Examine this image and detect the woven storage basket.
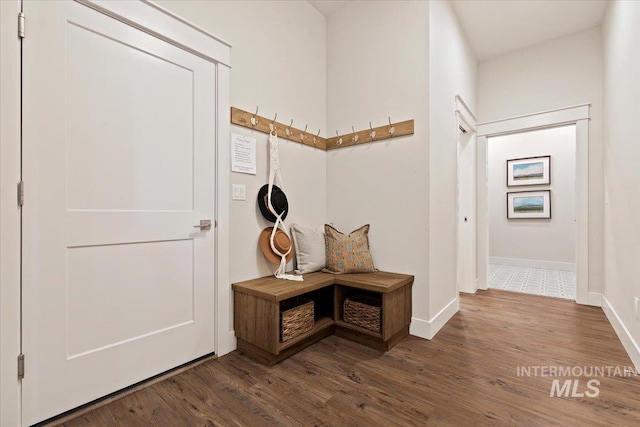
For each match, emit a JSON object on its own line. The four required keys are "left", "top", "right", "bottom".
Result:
{"left": 280, "top": 298, "right": 314, "bottom": 342}
{"left": 343, "top": 294, "right": 382, "bottom": 333}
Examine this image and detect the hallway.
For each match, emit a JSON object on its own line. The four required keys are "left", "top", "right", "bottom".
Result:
{"left": 489, "top": 263, "right": 576, "bottom": 299}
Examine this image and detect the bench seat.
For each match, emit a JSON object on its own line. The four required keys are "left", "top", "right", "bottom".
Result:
{"left": 232, "top": 271, "right": 413, "bottom": 365}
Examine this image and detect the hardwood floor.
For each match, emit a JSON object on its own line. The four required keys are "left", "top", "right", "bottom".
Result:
{"left": 47, "top": 290, "right": 640, "bottom": 426}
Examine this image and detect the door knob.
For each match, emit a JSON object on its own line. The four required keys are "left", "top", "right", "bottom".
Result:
{"left": 193, "top": 219, "right": 212, "bottom": 231}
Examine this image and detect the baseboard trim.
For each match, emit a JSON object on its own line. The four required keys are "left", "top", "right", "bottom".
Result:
{"left": 410, "top": 297, "right": 459, "bottom": 340}
{"left": 490, "top": 256, "right": 575, "bottom": 272}
{"left": 216, "top": 330, "right": 237, "bottom": 357}
{"left": 602, "top": 296, "right": 640, "bottom": 370}
{"left": 587, "top": 292, "right": 603, "bottom": 307}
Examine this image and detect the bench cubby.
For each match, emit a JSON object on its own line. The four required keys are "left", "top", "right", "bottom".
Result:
{"left": 232, "top": 271, "right": 413, "bottom": 365}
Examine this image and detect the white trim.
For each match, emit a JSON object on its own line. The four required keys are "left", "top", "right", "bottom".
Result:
{"left": 477, "top": 103, "right": 590, "bottom": 127}
{"left": 602, "top": 296, "right": 640, "bottom": 370}
{"left": 76, "top": 0, "right": 231, "bottom": 67}
{"left": 489, "top": 257, "right": 575, "bottom": 272}
{"left": 455, "top": 94, "right": 478, "bottom": 122}
{"left": 587, "top": 292, "right": 602, "bottom": 307}
{"left": 0, "top": 1, "right": 23, "bottom": 426}
{"left": 214, "top": 65, "right": 235, "bottom": 357}
{"left": 574, "top": 119, "right": 589, "bottom": 305}
{"left": 476, "top": 106, "right": 590, "bottom": 305}
{"left": 476, "top": 135, "right": 489, "bottom": 290}
{"left": 455, "top": 94, "right": 477, "bottom": 133}
{"left": 477, "top": 104, "right": 590, "bottom": 137}
{"left": 410, "top": 297, "right": 460, "bottom": 340}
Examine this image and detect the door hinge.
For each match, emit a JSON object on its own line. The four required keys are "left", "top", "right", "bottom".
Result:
{"left": 18, "top": 354, "right": 25, "bottom": 380}
{"left": 18, "top": 181, "right": 24, "bottom": 206}
{"left": 18, "top": 12, "right": 25, "bottom": 39}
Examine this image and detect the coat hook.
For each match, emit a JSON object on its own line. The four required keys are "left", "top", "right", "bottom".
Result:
{"left": 388, "top": 116, "right": 395, "bottom": 136}
{"left": 369, "top": 121, "right": 376, "bottom": 139}
{"left": 269, "top": 113, "right": 278, "bottom": 132}
{"left": 313, "top": 129, "right": 320, "bottom": 145}
{"left": 300, "top": 124, "right": 308, "bottom": 141}
{"left": 250, "top": 106, "right": 259, "bottom": 126}
{"left": 352, "top": 125, "right": 359, "bottom": 143}
{"left": 336, "top": 130, "right": 343, "bottom": 146}
{"left": 286, "top": 119, "right": 294, "bottom": 137}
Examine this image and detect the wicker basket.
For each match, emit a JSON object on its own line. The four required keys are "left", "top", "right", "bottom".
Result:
{"left": 343, "top": 294, "right": 382, "bottom": 333}
{"left": 280, "top": 298, "right": 314, "bottom": 342}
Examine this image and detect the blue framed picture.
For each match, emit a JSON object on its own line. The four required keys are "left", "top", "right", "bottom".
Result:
{"left": 507, "top": 155, "right": 551, "bottom": 187}
{"left": 507, "top": 190, "right": 551, "bottom": 219}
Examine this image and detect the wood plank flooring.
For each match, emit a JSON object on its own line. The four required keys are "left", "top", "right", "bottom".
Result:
{"left": 46, "top": 290, "right": 640, "bottom": 426}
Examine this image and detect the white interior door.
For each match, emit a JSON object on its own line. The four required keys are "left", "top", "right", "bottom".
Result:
{"left": 457, "top": 126, "right": 477, "bottom": 293}
{"left": 22, "top": 1, "right": 216, "bottom": 424}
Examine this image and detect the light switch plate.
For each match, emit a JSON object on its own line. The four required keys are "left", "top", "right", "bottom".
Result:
{"left": 232, "top": 184, "right": 246, "bottom": 201}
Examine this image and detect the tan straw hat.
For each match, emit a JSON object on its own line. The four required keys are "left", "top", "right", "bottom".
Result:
{"left": 259, "top": 227, "right": 294, "bottom": 265}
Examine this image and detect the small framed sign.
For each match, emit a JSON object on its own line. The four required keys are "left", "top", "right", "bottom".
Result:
{"left": 507, "top": 155, "right": 550, "bottom": 187}
{"left": 507, "top": 190, "right": 551, "bottom": 219}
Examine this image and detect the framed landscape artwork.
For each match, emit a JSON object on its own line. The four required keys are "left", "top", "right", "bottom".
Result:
{"left": 507, "top": 190, "right": 551, "bottom": 219}
{"left": 507, "top": 155, "right": 551, "bottom": 187}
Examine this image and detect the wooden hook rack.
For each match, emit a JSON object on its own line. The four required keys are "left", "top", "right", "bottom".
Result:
{"left": 231, "top": 107, "right": 327, "bottom": 150}
{"left": 230, "top": 107, "right": 414, "bottom": 151}
{"left": 325, "top": 120, "right": 414, "bottom": 150}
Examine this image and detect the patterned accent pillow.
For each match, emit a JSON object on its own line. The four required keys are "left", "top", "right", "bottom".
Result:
{"left": 323, "top": 224, "right": 376, "bottom": 274}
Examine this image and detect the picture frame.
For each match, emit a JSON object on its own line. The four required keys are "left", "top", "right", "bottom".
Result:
{"left": 507, "top": 190, "right": 551, "bottom": 219}
{"left": 506, "top": 155, "right": 551, "bottom": 187}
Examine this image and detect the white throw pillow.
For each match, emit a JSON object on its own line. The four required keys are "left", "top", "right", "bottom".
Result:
{"left": 290, "top": 223, "right": 326, "bottom": 274}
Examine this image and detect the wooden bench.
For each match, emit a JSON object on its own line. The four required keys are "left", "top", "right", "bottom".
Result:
{"left": 232, "top": 271, "right": 413, "bottom": 365}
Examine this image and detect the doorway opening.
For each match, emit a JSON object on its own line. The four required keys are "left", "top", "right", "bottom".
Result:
{"left": 476, "top": 104, "right": 590, "bottom": 305}
{"left": 487, "top": 125, "right": 577, "bottom": 299}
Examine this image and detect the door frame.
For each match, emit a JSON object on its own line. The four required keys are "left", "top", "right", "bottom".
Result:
{"left": 454, "top": 95, "right": 478, "bottom": 294}
{"left": 0, "top": 1, "right": 232, "bottom": 425}
{"left": 476, "top": 104, "right": 590, "bottom": 305}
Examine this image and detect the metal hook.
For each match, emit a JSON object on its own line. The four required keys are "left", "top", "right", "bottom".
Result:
{"left": 369, "top": 121, "right": 376, "bottom": 139}
{"left": 388, "top": 116, "right": 395, "bottom": 136}
{"left": 300, "top": 124, "right": 308, "bottom": 141}
{"left": 336, "top": 130, "right": 343, "bottom": 146}
{"left": 269, "top": 113, "right": 278, "bottom": 132}
{"left": 286, "top": 119, "right": 294, "bottom": 136}
{"left": 313, "top": 129, "right": 320, "bottom": 145}
{"left": 250, "top": 106, "right": 259, "bottom": 126}
{"left": 352, "top": 125, "right": 359, "bottom": 143}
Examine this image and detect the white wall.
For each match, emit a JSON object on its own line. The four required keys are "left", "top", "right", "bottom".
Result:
{"left": 427, "top": 1, "right": 477, "bottom": 329}
{"left": 489, "top": 126, "right": 576, "bottom": 268}
{"left": 157, "top": 1, "right": 327, "bottom": 283}
{"left": 602, "top": 0, "right": 640, "bottom": 368}
{"left": 325, "top": 0, "right": 431, "bottom": 334}
{"left": 478, "top": 27, "right": 604, "bottom": 293}
{"left": 326, "top": 0, "right": 477, "bottom": 339}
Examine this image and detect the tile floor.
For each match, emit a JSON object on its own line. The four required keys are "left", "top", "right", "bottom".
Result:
{"left": 488, "top": 263, "right": 576, "bottom": 300}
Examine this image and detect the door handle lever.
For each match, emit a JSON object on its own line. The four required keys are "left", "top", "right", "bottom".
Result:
{"left": 193, "top": 219, "right": 212, "bottom": 231}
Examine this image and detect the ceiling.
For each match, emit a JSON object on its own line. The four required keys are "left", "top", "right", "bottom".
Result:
{"left": 308, "top": 1, "right": 607, "bottom": 61}
{"left": 451, "top": 0, "right": 608, "bottom": 60}
{"left": 308, "top": 0, "right": 350, "bottom": 17}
